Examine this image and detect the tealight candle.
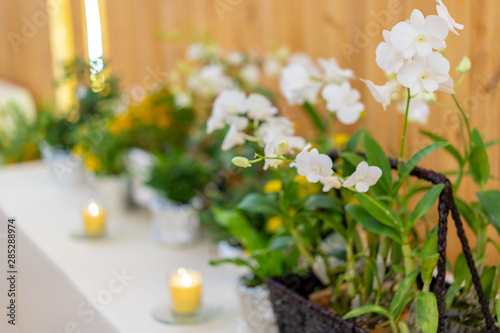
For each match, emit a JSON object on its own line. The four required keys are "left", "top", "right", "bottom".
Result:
{"left": 169, "top": 268, "right": 202, "bottom": 315}
{"left": 82, "top": 201, "right": 107, "bottom": 237}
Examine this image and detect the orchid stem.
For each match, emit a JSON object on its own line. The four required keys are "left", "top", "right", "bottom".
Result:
{"left": 397, "top": 88, "right": 411, "bottom": 177}
{"left": 452, "top": 94, "right": 472, "bottom": 141}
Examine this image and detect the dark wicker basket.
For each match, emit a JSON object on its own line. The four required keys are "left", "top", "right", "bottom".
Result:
{"left": 265, "top": 151, "right": 499, "bottom": 333}
{"left": 266, "top": 273, "right": 368, "bottom": 333}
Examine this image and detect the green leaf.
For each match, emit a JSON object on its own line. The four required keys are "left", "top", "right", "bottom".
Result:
{"left": 420, "top": 254, "right": 439, "bottom": 285}
{"left": 302, "top": 101, "right": 326, "bottom": 133}
{"left": 471, "top": 128, "right": 485, "bottom": 148}
{"left": 340, "top": 151, "right": 365, "bottom": 176}
{"left": 251, "top": 85, "right": 276, "bottom": 100}
{"left": 238, "top": 193, "right": 282, "bottom": 216}
{"left": 303, "top": 194, "right": 341, "bottom": 213}
{"left": 363, "top": 132, "right": 392, "bottom": 194}
{"left": 209, "top": 258, "right": 254, "bottom": 271}
{"left": 268, "top": 236, "right": 294, "bottom": 252}
{"left": 485, "top": 139, "right": 500, "bottom": 149}
{"left": 469, "top": 145, "right": 489, "bottom": 186}
{"left": 455, "top": 197, "right": 478, "bottom": 234}
{"left": 355, "top": 193, "right": 401, "bottom": 227}
{"left": 345, "top": 129, "right": 366, "bottom": 152}
{"left": 476, "top": 190, "right": 500, "bottom": 234}
{"left": 445, "top": 283, "right": 462, "bottom": 309}
{"left": 480, "top": 266, "right": 496, "bottom": 299}
{"left": 346, "top": 204, "right": 401, "bottom": 243}
{"left": 394, "top": 142, "right": 449, "bottom": 191}
{"left": 454, "top": 253, "right": 471, "bottom": 286}
{"left": 398, "top": 321, "right": 410, "bottom": 333}
{"left": 416, "top": 292, "right": 438, "bottom": 333}
{"left": 420, "top": 227, "right": 438, "bottom": 259}
{"left": 223, "top": 210, "right": 265, "bottom": 251}
{"left": 390, "top": 270, "right": 418, "bottom": 317}
{"left": 420, "top": 130, "right": 464, "bottom": 165}
{"left": 496, "top": 298, "right": 500, "bottom": 318}
{"left": 406, "top": 184, "right": 444, "bottom": 231}
{"left": 343, "top": 304, "right": 390, "bottom": 320}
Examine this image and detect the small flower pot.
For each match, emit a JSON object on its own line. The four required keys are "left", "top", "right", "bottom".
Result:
{"left": 238, "top": 278, "right": 279, "bottom": 333}
{"left": 89, "top": 174, "right": 129, "bottom": 211}
{"left": 125, "top": 148, "right": 156, "bottom": 207}
{"left": 39, "top": 142, "right": 85, "bottom": 186}
{"left": 148, "top": 197, "right": 200, "bottom": 247}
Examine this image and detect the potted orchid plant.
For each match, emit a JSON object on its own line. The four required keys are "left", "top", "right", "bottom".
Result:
{"left": 207, "top": 1, "right": 500, "bottom": 332}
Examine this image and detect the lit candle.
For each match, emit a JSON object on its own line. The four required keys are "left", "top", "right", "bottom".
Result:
{"left": 82, "top": 201, "right": 107, "bottom": 237}
{"left": 169, "top": 268, "right": 202, "bottom": 315}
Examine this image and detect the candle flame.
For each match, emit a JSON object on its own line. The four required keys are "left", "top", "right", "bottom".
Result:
{"left": 181, "top": 273, "right": 193, "bottom": 287}
{"left": 88, "top": 202, "right": 100, "bottom": 217}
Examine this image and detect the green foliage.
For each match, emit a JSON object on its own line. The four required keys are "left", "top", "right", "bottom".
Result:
{"left": 147, "top": 154, "right": 213, "bottom": 204}
{"left": 416, "top": 292, "right": 438, "bottom": 333}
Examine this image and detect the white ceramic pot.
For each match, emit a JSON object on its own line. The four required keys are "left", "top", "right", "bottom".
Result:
{"left": 237, "top": 278, "right": 279, "bottom": 333}
{"left": 148, "top": 197, "right": 200, "bottom": 247}
{"left": 39, "top": 142, "right": 85, "bottom": 186}
{"left": 125, "top": 148, "right": 156, "bottom": 207}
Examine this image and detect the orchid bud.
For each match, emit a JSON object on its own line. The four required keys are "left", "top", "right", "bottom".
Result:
{"left": 275, "top": 140, "right": 289, "bottom": 156}
{"left": 232, "top": 156, "right": 251, "bottom": 168}
{"left": 456, "top": 56, "right": 471, "bottom": 74}
{"left": 422, "top": 92, "right": 436, "bottom": 103}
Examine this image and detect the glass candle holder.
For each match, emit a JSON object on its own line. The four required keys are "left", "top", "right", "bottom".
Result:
{"left": 82, "top": 200, "right": 107, "bottom": 237}
{"left": 169, "top": 268, "right": 202, "bottom": 315}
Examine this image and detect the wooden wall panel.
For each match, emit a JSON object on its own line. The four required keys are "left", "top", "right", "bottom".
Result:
{"left": 2, "top": 0, "right": 500, "bottom": 262}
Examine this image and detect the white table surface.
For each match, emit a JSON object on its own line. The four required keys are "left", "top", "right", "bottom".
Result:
{"left": 0, "top": 161, "right": 245, "bottom": 333}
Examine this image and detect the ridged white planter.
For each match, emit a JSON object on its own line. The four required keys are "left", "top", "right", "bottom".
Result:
{"left": 148, "top": 197, "right": 200, "bottom": 247}
{"left": 237, "top": 279, "right": 279, "bottom": 333}
{"left": 40, "top": 142, "right": 85, "bottom": 186}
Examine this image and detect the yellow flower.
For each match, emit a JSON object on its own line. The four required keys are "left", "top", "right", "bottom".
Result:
{"left": 294, "top": 175, "right": 321, "bottom": 198}
{"left": 72, "top": 144, "right": 86, "bottom": 157}
{"left": 335, "top": 133, "right": 349, "bottom": 147}
{"left": 264, "top": 180, "right": 282, "bottom": 193}
{"left": 266, "top": 216, "right": 282, "bottom": 234}
{"left": 348, "top": 196, "right": 359, "bottom": 205}
{"left": 22, "top": 142, "right": 38, "bottom": 161}
{"left": 84, "top": 153, "right": 101, "bottom": 172}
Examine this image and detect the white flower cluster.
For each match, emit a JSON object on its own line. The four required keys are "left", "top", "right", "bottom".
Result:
{"left": 207, "top": 89, "right": 305, "bottom": 161}
{"left": 363, "top": 0, "right": 463, "bottom": 123}
{"left": 279, "top": 55, "right": 364, "bottom": 125}
{"left": 185, "top": 43, "right": 264, "bottom": 99}
{"left": 209, "top": 89, "right": 383, "bottom": 193}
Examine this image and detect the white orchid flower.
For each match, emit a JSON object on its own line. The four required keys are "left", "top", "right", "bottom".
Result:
{"left": 221, "top": 116, "right": 249, "bottom": 151}
{"left": 376, "top": 30, "right": 405, "bottom": 74}
{"left": 400, "top": 94, "right": 431, "bottom": 125}
{"left": 240, "top": 64, "right": 260, "bottom": 85}
{"left": 361, "top": 79, "right": 398, "bottom": 111}
{"left": 322, "top": 81, "right": 364, "bottom": 125}
{"left": 390, "top": 9, "right": 449, "bottom": 58}
{"left": 320, "top": 176, "right": 343, "bottom": 192}
{"left": 295, "top": 145, "right": 333, "bottom": 183}
{"left": 318, "top": 58, "right": 354, "bottom": 84}
{"left": 397, "top": 52, "right": 451, "bottom": 95}
{"left": 207, "top": 89, "right": 246, "bottom": 134}
{"left": 436, "top": 0, "right": 464, "bottom": 36}
{"left": 243, "top": 94, "right": 278, "bottom": 122}
{"left": 343, "top": 161, "right": 383, "bottom": 193}
{"left": 280, "top": 63, "right": 322, "bottom": 105}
